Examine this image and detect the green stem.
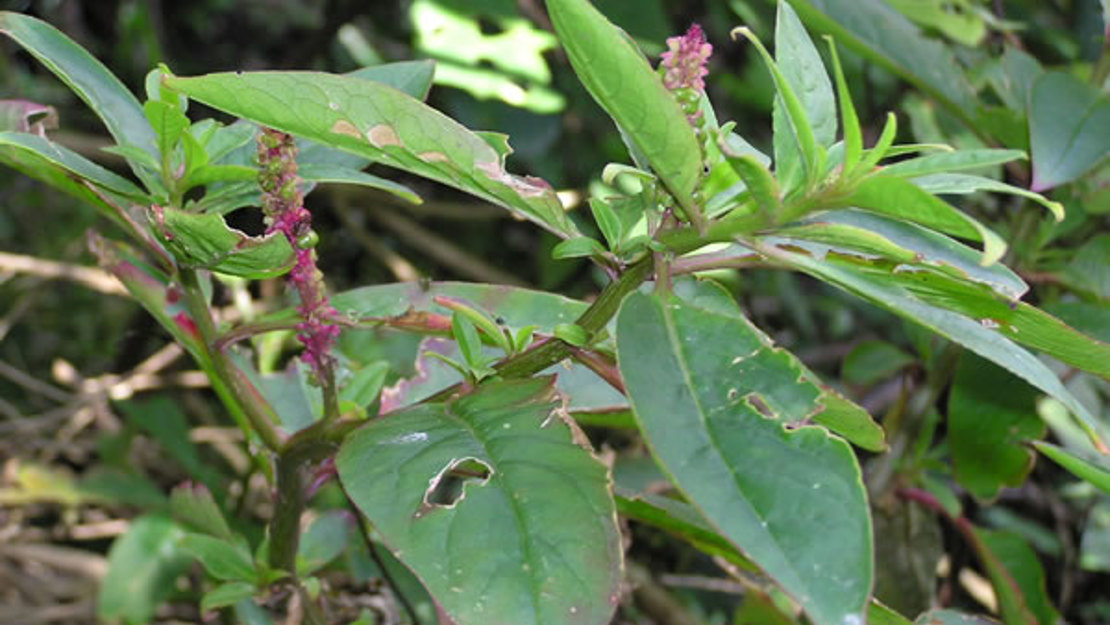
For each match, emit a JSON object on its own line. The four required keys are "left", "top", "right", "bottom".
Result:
{"left": 179, "top": 269, "right": 285, "bottom": 452}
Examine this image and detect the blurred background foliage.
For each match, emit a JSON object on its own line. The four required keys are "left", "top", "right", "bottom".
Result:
{"left": 1, "top": 0, "right": 1108, "bottom": 624}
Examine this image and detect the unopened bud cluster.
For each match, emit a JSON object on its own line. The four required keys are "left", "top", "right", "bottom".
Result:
{"left": 660, "top": 24, "right": 713, "bottom": 125}
{"left": 258, "top": 128, "right": 339, "bottom": 379}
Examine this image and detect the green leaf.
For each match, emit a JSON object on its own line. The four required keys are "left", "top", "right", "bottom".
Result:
{"left": 298, "top": 162, "right": 422, "bottom": 204}
{"left": 1029, "top": 71, "right": 1110, "bottom": 191}
{"left": 964, "top": 527, "right": 1038, "bottom": 625}
{"left": 1033, "top": 442, "right": 1110, "bottom": 494}
{"left": 0, "top": 12, "right": 158, "bottom": 176}
{"left": 0, "top": 131, "right": 148, "bottom": 201}
{"left": 163, "top": 71, "right": 578, "bottom": 238}
{"left": 869, "top": 601, "right": 915, "bottom": 625}
{"left": 201, "top": 581, "right": 258, "bottom": 614}
{"left": 881, "top": 149, "right": 1025, "bottom": 178}
{"left": 552, "top": 236, "right": 606, "bottom": 259}
{"left": 848, "top": 174, "right": 1006, "bottom": 265}
{"left": 296, "top": 511, "right": 351, "bottom": 576}
{"left": 144, "top": 99, "right": 189, "bottom": 161}
{"left": 723, "top": 152, "right": 782, "bottom": 215}
{"left": 337, "top": 377, "right": 623, "bottom": 625}
{"left": 734, "top": 25, "right": 821, "bottom": 191}
{"left": 616, "top": 291, "right": 872, "bottom": 625}
{"left": 451, "top": 311, "right": 485, "bottom": 369}
{"left": 180, "top": 533, "right": 258, "bottom": 582}
{"left": 775, "top": 208, "right": 1027, "bottom": 299}
{"left": 751, "top": 241, "right": 1109, "bottom": 449}
{"left": 976, "top": 530, "right": 1060, "bottom": 625}
{"left": 152, "top": 205, "right": 295, "bottom": 279}
{"left": 948, "top": 354, "right": 1045, "bottom": 500}
{"left": 339, "top": 361, "right": 390, "bottom": 412}
{"left": 775, "top": 1, "right": 836, "bottom": 148}
{"left": 912, "top": 173, "right": 1064, "bottom": 222}
{"left": 545, "top": 0, "right": 703, "bottom": 224}
{"left": 348, "top": 59, "right": 437, "bottom": 101}
{"left": 588, "top": 197, "right": 623, "bottom": 250}
{"left": 777, "top": 0, "right": 978, "bottom": 122}
{"left": 825, "top": 38, "right": 862, "bottom": 173}
{"left": 615, "top": 492, "right": 756, "bottom": 572}
{"left": 170, "top": 483, "right": 234, "bottom": 540}
{"left": 97, "top": 515, "right": 190, "bottom": 625}
{"left": 842, "top": 340, "right": 915, "bottom": 386}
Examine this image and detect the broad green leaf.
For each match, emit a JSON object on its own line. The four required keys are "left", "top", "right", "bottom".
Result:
{"left": 348, "top": 59, "right": 437, "bottom": 101}
{"left": 1033, "top": 442, "right": 1110, "bottom": 494}
{"left": 948, "top": 355, "right": 1045, "bottom": 500}
{"left": 97, "top": 515, "right": 190, "bottom": 625}
{"left": 0, "top": 12, "right": 158, "bottom": 175}
{"left": 201, "top": 582, "right": 258, "bottom": 614}
{"left": 881, "top": 149, "right": 1025, "bottom": 178}
{"left": 298, "top": 162, "right": 421, "bottom": 204}
{"left": 0, "top": 131, "right": 149, "bottom": 200}
{"left": 776, "top": 208, "right": 1027, "bottom": 299}
{"left": 976, "top": 530, "right": 1060, "bottom": 625}
{"left": 1029, "top": 71, "right": 1110, "bottom": 191}
{"left": 337, "top": 377, "right": 622, "bottom": 625}
{"left": 616, "top": 291, "right": 872, "bottom": 625}
{"left": 545, "top": 0, "right": 703, "bottom": 223}
{"left": 842, "top": 340, "right": 915, "bottom": 386}
{"left": 180, "top": 534, "right": 258, "bottom": 583}
{"left": 776, "top": 0, "right": 978, "bottom": 122}
{"left": 848, "top": 174, "right": 1006, "bottom": 265}
{"left": 751, "top": 241, "right": 1109, "bottom": 449}
{"left": 163, "top": 71, "right": 578, "bottom": 238}
{"left": 339, "top": 361, "right": 390, "bottom": 412}
{"left": 1059, "top": 234, "right": 1110, "bottom": 301}
{"left": 152, "top": 205, "right": 295, "bottom": 279}
{"left": 911, "top": 173, "right": 1064, "bottom": 222}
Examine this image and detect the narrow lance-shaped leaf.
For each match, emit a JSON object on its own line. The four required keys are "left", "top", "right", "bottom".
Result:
{"left": 750, "top": 240, "right": 1108, "bottom": 450}
{"left": 911, "top": 173, "right": 1064, "bottom": 222}
{"left": 616, "top": 291, "right": 873, "bottom": 625}
{"left": 545, "top": 0, "right": 704, "bottom": 226}
{"left": 774, "top": 0, "right": 978, "bottom": 123}
{"left": 848, "top": 174, "right": 1007, "bottom": 265}
{"left": 0, "top": 12, "right": 158, "bottom": 172}
{"left": 337, "top": 377, "right": 623, "bottom": 625}
{"left": 733, "top": 26, "right": 821, "bottom": 190}
{"left": 825, "top": 37, "right": 862, "bottom": 173}
{"left": 163, "top": 71, "right": 578, "bottom": 239}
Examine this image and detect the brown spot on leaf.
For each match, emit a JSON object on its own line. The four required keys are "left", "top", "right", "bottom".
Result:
{"left": 418, "top": 151, "right": 449, "bottom": 163}
{"left": 330, "top": 119, "right": 361, "bottom": 139}
{"left": 366, "top": 124, "right": 401, "bottom": 148}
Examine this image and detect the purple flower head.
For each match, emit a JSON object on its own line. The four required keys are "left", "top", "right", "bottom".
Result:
{"left": 257, "top": 128, "right": 339, "bottom": 379}
{"left": 660, "top": 24, "right": 713, "bottom": 93}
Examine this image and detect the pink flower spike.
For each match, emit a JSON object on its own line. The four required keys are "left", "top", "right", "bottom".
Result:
{"left": 660, "top": 24, "right": 713, "bottom": 93}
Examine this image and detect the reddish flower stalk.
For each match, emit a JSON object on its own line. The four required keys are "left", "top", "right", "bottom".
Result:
{"left": 257, "top": 128, "right": 339, "bottom": 380}
{"left": 660, "top": 24, "right": 713, "bottom": 95}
